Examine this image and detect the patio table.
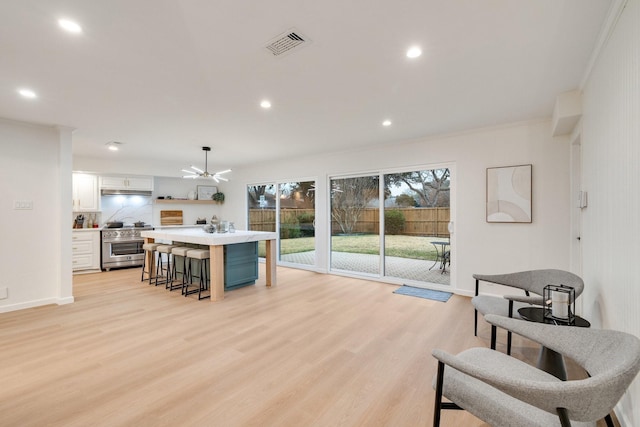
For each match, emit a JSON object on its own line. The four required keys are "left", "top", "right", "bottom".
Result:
{"left": 429, "top": 240, "right": 450, "bottom": 273}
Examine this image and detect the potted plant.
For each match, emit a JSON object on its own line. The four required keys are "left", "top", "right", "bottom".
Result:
{"left": 212, "top": 191, "right": 225, "bottom": 203}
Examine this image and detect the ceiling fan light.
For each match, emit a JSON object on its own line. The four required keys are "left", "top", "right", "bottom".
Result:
{"left": 216, "top": 169, "right": 232, "bottom": 175}
{"left": 216, "top": 176, "right": 229, "bottom": 182}
{"left": 191, "top": 165, "right": 204, "bottom": 174}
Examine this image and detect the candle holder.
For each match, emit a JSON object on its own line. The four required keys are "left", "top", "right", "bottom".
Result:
{"left": 543, "top": 284, "right": 575, "bottom": 325}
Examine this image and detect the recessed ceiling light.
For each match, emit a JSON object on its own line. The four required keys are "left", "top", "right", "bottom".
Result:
{"left": 406, "top": 46, "right": 422, "bottom": 59}
{"left": 18, "top": 88, "right": 37, "bottom": 99}
{"left": 106, "top": 141, "right": 122, "bottom": 151}
{"left": 260, "top": 100, "right": 272, "bottom": 109}
{"left": 58, "top": 19, "right": 83, "bottom": 34}
{"left": 382, "top": 120, "right": 392, "bottom": 127}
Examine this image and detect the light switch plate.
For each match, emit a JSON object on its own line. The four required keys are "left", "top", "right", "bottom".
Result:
{"left": 14, "top": 200, "right": 33, "bottom": 210}
{"left": 0, "top": 287, "right": 8, "bottom": 299}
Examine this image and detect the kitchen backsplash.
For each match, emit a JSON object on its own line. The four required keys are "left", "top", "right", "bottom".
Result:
{"left": 101, "top": 195, "right": 153, "bottom": 226}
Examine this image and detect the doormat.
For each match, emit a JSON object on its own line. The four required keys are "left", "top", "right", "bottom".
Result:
{"left": 393, "top": 285, "right": 453, "bottom": 302}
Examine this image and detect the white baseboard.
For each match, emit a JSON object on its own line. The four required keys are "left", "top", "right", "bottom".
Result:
{"left": 0, "top": 298, "right": 58, "bottom": 313}
{"left": 57, "top": 296, "right": 75, "bottom": 305}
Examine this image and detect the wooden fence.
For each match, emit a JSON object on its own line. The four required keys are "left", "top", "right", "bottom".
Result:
{"left": 249, "top": 207, "right": 450, "bottom": 237}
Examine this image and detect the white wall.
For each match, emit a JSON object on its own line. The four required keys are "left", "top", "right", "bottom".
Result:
{"left": 580, "top": 0, "right": 640, "bottom": 424}
{"left": 224, "top": 119, "right": 571, "bottom": 295}
{"left": 152, "top": 177, "right": 227, "bottom": 226}
{"left": 0, "top": 118, "right": 72, "bottom": 312}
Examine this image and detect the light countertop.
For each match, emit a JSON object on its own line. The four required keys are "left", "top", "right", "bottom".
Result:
{"left": 141, "top": 228, "right": 277, "bottom": 246}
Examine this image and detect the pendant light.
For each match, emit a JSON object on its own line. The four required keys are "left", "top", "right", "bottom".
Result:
{"left": 182, "top": 147, "right": 231, "bottom": 182}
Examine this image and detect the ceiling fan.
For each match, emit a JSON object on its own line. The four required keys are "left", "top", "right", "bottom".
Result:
{"left": 182, "top": 146, "right": 231, "bottom": 182}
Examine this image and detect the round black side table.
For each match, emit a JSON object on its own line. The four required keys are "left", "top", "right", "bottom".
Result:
{"left": 517, "top": 307, "right": 590, "bottom": 381}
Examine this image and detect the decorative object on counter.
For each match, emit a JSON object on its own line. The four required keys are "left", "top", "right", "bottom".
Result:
{"left": 203, "top": 224, "right": 216, "bottom": 233}
{"left": 228, "top": 222, "right": 235, "bottom": 233}
{"left": 210, "top": 215, "right": 220, "bottom": 229}
{"left": 212, "top": 191, "right": 225, "bottom": 203}
{"left": 196, "top": 217, "right": 207, "bottom": 224}
{"left": 187, "top": 190, "right": 196, "bottom": 200}
{"left": 87, "top": 215, "right": 93, "bottom": 228}
{"left": 182, "top": 146, "right": 231, "bottom": 182}
{"left": 160, "top": 210, "right": 183, "bottom": 225}
{"left": 74, "top": 214, "right": 85, "bottom": 229}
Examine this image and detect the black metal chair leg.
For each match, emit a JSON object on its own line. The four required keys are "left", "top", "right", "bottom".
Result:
{"left": 433, "top": 361, "right": 445, "bottom": 427}
{"left": 182, "top": 258, "right": 192, "bottom": 296}
{"left": 474, "top": 279, "right": 479, "bottom": 336}
{"left": 604, "top": 414, "right": 615, "bottom": 427}
{"left": 198, "top": 259, "right": 210, "bottom": 300}
{"left": 490, "top": 325, "right": 497, "bottom": 350}
{"left": 474, "top": 309, "right": 478, "bottom": 337}
{"left": 507, "top": 300, "right": 514, "bottom": 355}
{"left": 557, "top": 408, "right": 572, "bottom": 427}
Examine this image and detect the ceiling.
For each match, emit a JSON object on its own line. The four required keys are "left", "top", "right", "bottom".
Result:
{"left": 0, "top": 0, "right": 612, "bottom": 176}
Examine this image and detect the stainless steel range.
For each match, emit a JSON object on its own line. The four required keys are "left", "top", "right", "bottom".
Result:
{"left": 101, "top": 225, "right": 153, "bottom": 271}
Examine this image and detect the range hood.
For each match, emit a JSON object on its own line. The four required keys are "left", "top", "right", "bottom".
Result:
{"left": 101, "top": 189, "right": 153, "bottom": 196}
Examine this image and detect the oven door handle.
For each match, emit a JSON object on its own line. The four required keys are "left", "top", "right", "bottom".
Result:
{"left": 102, "top": 239, "right": 144, "bottom": 244}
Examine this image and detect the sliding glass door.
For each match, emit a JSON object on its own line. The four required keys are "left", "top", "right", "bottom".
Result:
{"left": 247, "top": 184, "right": 276, "bottom": 258}
{"left": 247, "top": 164, "right": 452, "bottom": 286}
{"left": 383, "top": 168, "right": 450, "bottom": 285}
{"left": 279, "top": 181, "right": 315, "bottom": 266}
{"left": 247, "top": 181, "right": 316, "bottom": 267}
{"left": 330, "top": 175, "right": 380, "bottom": 275}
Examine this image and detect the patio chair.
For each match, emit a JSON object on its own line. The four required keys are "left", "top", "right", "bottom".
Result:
{"left": 432, "top": 314, "right": 640, "bottom": 427}
{"left": 441, "top": 250, "right": 450, "bottom": 274}
{"left": 472, "top": 269, "right": 584, "bottom": 354}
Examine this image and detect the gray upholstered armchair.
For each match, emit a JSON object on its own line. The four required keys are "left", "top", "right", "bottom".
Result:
{"left": 432, "top": 315, "right": 640, "bottom": 427}
{"left": 472, "top": 269, "right": 584, "bottom": 354}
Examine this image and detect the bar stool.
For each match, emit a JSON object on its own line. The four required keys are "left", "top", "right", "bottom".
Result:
{"left": 154, "top": 245, "right": 176, "bottom": 286}
{"left": 141, "top": 242, "right": 159, "bottom": 284}
{"left": 170, "top": 246, "right": 191, "bottom": 292}
{"left": 184, "top": 249, "right": 210, "bottom": 300}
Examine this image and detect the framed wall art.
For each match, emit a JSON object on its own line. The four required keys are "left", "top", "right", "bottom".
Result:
{"left": 486, "top": 164, "right": 532, "bottom": 223}
{"left": 197, "top": 185, "right": 218, "bottom": 201}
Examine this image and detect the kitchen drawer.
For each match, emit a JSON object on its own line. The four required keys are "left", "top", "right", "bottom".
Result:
{"left": 72, "top": 232, "right": 96, "bottom": 242}
{"left": 72, "top": 254, "right": 94, "bottom": 270}
{"left": 72, "top": 230, "right": 100, "bottom": 272}
{"left": 72, "top": 240, "right": 93, "bottom": 254}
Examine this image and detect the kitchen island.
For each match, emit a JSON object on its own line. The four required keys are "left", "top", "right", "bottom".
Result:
{"left": 141, "top": 228, "right": 277, "bottom": 301}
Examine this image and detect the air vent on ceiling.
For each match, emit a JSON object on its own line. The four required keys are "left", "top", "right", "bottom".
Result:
{"left": 265, "top": 28, "right": 311, "bottom": 57}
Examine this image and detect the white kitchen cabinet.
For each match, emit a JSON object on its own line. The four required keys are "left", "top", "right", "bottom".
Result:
{"left": 72, "top": 230, "right": 101, "bottom": 273}
{"left": 100, "top": 176, "right": 153, "bottom": 191}
{"left": 72, "top": 173, "right": 99, "bottom": 211}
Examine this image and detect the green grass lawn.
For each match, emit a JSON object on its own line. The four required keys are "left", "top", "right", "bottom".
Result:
{"left": 269, "top": 234, "right": 444, "bottom": 261}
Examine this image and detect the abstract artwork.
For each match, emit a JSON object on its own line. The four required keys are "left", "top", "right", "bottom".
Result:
{"left": 486, "top": 164, "right": 532, "bottom": 223}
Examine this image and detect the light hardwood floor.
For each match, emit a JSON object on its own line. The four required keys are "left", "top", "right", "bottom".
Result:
{"left": 0, "top": 266, "right": 611, "bottom": 427}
